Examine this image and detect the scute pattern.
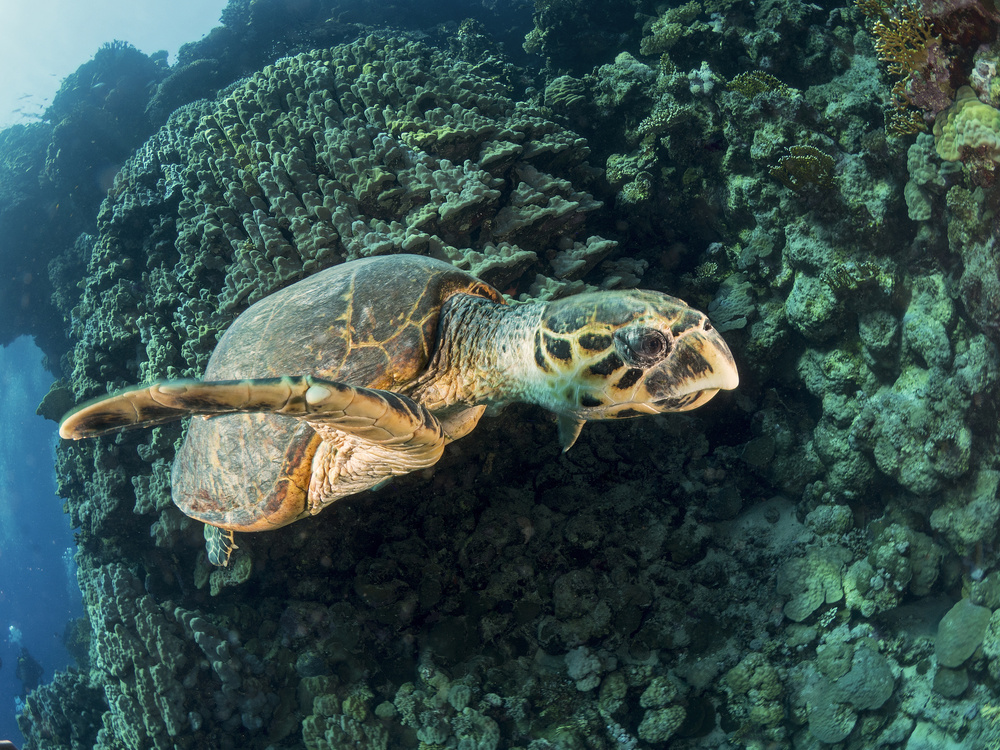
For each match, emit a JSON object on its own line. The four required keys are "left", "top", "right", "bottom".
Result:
{"left": 174, "top": 256, "right": 497, "bottom": 525}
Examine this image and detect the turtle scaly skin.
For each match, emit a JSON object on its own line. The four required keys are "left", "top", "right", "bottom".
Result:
{"left": 409, "top": 288, "right": 735, "bottom": 445}
{"left": 60, "top": 255, "right": 737, "bottom": 565}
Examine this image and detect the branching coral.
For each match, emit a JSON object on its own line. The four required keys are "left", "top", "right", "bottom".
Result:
{"left": 855, "top": 0, "right": 952, "bottom": 133}
{"left": 861, "top": 1, "right": 937, "bottom": 75}
{"left": 770, "top": 145, "right": 836, "bottom": 192}
{"left": 727, "top": 71, "right": 793, "bottom": 99}
{"left": 639, "top": 1, "right": 702, "bottom": 57}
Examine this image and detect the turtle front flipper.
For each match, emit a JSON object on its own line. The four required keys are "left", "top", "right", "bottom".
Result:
{"left": 61, "top": 376, "right": 446, "bottom": 448}
{"left": 58, "top": 378, "right": 316, "bottom": 438}
{"left": 58, "top": 376, "right": 346, "bottom": 438}
{"left": 59, "top": 379, "right": 215, "bottom": 438}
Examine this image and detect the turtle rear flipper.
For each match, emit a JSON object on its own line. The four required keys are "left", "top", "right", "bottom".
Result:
{"left": 204, "top": 524, "right": 238, "bottom": 567}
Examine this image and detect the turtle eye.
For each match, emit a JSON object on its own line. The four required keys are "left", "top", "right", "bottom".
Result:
{"left": 615, "top": 326, "right": 672, "bottom": 366}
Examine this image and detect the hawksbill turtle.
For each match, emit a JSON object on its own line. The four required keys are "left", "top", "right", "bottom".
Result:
{"left": 60, "top": 255, "right": 738, "bottom": 565}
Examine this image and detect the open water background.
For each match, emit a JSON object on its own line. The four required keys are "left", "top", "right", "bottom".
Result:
{"left": 0, "top": 336, "right": 82, "bottom": 745}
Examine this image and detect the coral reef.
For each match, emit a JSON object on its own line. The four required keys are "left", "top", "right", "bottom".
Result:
{"left": 12, "top": 1, "right": 1000, "bottom": 749}
{"left": 856, "top": 0, "right": 951, "bottom": 133}
{"left": 64, "top": 34, "right": 612, "bottom": 407}
{"left": 934, "top": 85, "right": 1000, "bottom": 185}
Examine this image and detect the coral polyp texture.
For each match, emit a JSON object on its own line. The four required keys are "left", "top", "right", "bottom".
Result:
{"left": 934, "top": 85, "right": 1000, "bottom": 163}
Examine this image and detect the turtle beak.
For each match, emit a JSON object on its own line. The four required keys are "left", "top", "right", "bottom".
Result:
{"left": 657, "top": 388, "right": 719, "bottom": 412}
{"left": 689, "top": 326, "right": 739, "bottom": 391}
{"left": 646, "top": 326, "right": 738, "bottom": 411}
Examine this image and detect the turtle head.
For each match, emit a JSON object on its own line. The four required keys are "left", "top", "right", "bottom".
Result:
{"left": 529, "top": 289, "right": 738, "bottom": 448}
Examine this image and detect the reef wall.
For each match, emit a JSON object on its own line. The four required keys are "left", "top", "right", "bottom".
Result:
{"left": 14, "top": 1, "right": 1000, "bottom": 748}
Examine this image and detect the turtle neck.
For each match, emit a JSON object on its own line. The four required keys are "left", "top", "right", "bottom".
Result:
{"left": 407, "top": 292, "right": 544, "bottom": 412}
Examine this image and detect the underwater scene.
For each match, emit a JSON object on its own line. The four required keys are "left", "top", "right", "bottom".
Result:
{"left": 1, "top": 0, "right": 1000, "bottom": 747}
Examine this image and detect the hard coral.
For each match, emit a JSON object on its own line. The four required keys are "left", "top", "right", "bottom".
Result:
{"left": 935, "top": 86, "right": 1000, "bottom": 159}
{"left": 776, "top": 546, "right": 851, "bottom": 623}
{"left": 639, "top": 1, "right": 702, "bottom": 57}
{"left": 934, "top": 85, "right": 1000, "bottom": 185}
{"left": 855, "top": 0, "right": 951, "bottom": 132}
{"left": 727, "top": 71, "right": 793, "bottom": 99}
{"left": 769, "top": 145, "right": 836, "bottom": 192}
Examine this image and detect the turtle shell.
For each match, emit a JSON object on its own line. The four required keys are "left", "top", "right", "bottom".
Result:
{"left": 173, "top": 254, "right": 502, "bottom": 531}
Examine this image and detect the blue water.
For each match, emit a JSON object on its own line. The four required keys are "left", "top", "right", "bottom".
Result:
{"left": 0, "top": 3, "right": 246, "bottom": 744}
{"left": 0, "top": 337, "right": 82, "bottom": 746}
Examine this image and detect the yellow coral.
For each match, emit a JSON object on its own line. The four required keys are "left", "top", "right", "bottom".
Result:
{"left": 855, "top": 0, "right": 942, "bottom": 134}
{"left": 728, "top": 71, "right": 791, "bottom": 99}
{"left": 933, "top": 86, "right": 1000, "bottom": 163}
{"left": 889, "top": 108, "right": 926, "bottom": 136}
{"left": 769, "top": 145, "right": 835, "bottom": 192}
{"left": 864, "top": 2, "right": 937, "bottom": 77}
